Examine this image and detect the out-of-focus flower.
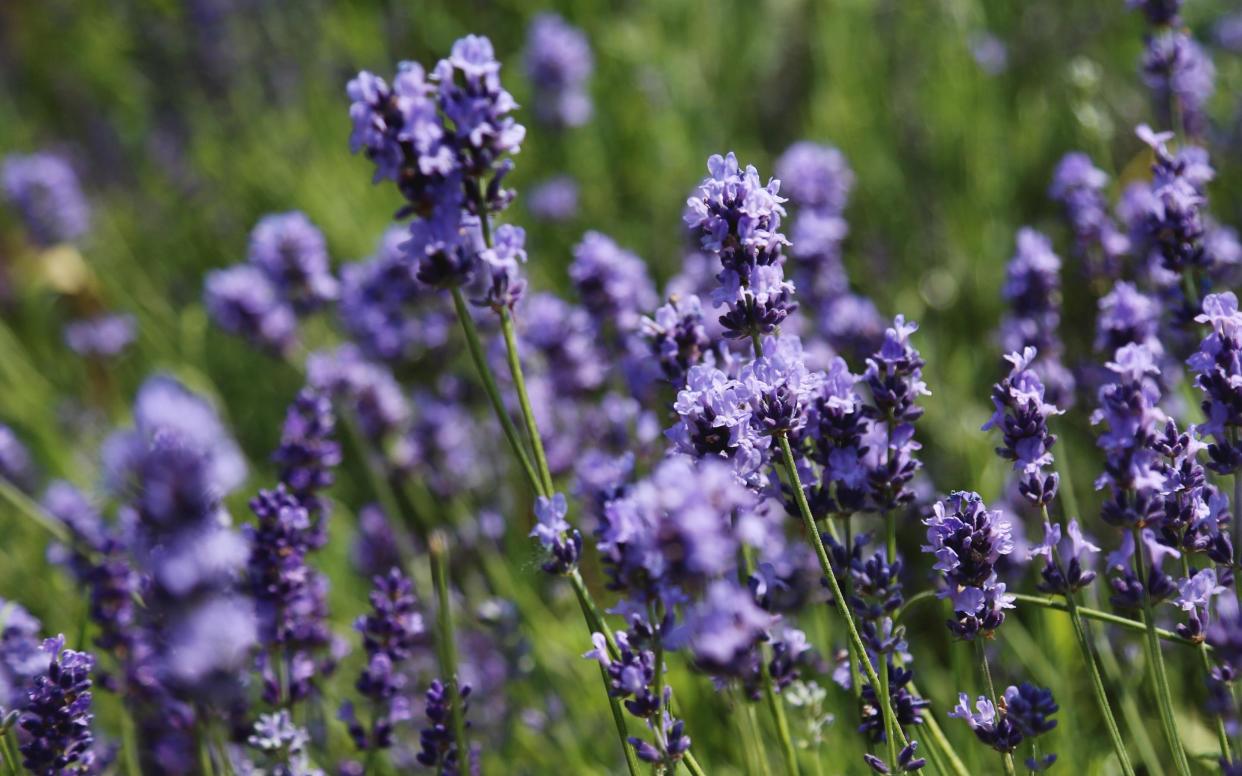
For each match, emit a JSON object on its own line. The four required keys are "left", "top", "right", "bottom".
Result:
{"left": 524, "top": 13, "right": 593, "bottom": 127}
{"left": 1, "top": 152, "right": 90, "bottom": 247}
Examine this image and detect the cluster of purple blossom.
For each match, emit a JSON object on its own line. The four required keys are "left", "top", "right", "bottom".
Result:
{"left": 6, "top": 9, "right": 1242, "bottom": 776}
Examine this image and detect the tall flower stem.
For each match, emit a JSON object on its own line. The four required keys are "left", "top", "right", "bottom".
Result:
{"left": 1006, "top": 593, "right": 1198, "bottom": 646}
{"left": 974, "top": 640, "right": 1015, "bottom": 776}
{"left": 1131, "top": 526, "right": 1192, "bottom": 776}
{"left": 775, "top": 432, "right": 907, "bottom": 752}
{"left": 842, "top": 516, "right": 864, "bottom": 702}
{"left": 449, "top": 287, "right": 541, "bottom": 493}
{"left": 1039, "top": 505, "right": 1135, "bottom": 776}
{"left": 499, "top": 309, "right": 555, "bottom": 495}
{"left": 880, "top": 509, "right": 899, "bottom": 768}
{"left": 429, "top": 532, "right": 471, "bottom": 774}
{"left": 1181, "top": 556, "right": 1232, "bottom": 762}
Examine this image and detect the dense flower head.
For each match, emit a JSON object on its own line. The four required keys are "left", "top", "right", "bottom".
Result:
{"left": 1150, "top": 420, "right": 1234, "bottom": 562}
{"left": 308, "top": 345, "right": 410, "bottom": 443}
{"left": 1030, "top": 520, "right": 1100, "bottom": 594}
{"left": 667, "top": 364, "right": 770, "bottom": 483}
{"left": 416, "top": 678, "right": 473, "bottom": 773}
{"left": 1140, "top": 30, "right": 1215, "bottom": 139}
{"left": 245, "top": 487, "right": 331, "bottom": 674}
{"left": 983, "top": 348, "right": 1064, "bottom": 503}
{"left": 597, "top": 456, "right": 757, "bottom": 596}
{"left": 684, "top": 152, "right": 789, "bottom": 272}
{"left": 741, "top": 334, "right": 822, "bottom": 436}
{"left": 863, "top": 316, "right": 928, "bottom": 510}
{"left": 524, "top": 13, "right": 593, "bottom": 127}
{"left": 950, "top": 684, "right": 1057, "bottom": 759}
{"left": 436, "top": 35, "right": 526, "bottom": 182}
{"left": 1133, "top": 125, "right": 1214, "bottom": 292}
{"left": 405, "top": 206, "right": 486, "bottom": 289}
{"left": 64, "top": 314, "right": 136, "bottom": 359}
{"left": 1, "top": 152, "right": 90, "bottom": 247}
{"left": 641, "top": 294, "right": 716, "bottom": 387}
{"left": 924, "top": 492, "right": 1015, "bottom": 638}
{"left": 204, "top": 263, "right": 298, "bottom": 355}
{"left": 473, "top": 222, "right": 527, "bottom": 310}
{"left": 243, "top": 710, "right": 323, "bottom": 776}
{"left": 1188, "top": 292, "right": 1242, "bottom": 474}
{"left": 672, "top": 579, "right": 773, "bottom": 677}
{"left": 18, "top": 636, "right": 97, "bottom": 776}
{"left": 342, "top": 569, "right": 425, "bottom": 751}
{"left": 400, "top": 384, "right": 489, "bottom": 497}
{"left": 863, "top": 741, "right": 927, "bottom": 774}
{"left": 1048, "top": 154, "right": 1127, "bottom": 278}
{"left": 519, "top": 292, "right": 609, "bottom": 395}
{"left": 774, "top": 141, "right": 854, "bottom": 215}
{"left": 859, "top": 662, "right": 927, "bottom": 743}
{"left": 569, "top": 231, "right": 657, "bottom": 333}
{"left": 273, "top": 387, "right": 340, "bottom": 525}
{"left": 0, "top": 599, "right": 48, "bottom": 713}
{"left": 1095, "top": 281, "right": 1163, "bottom": 354}
{"left": 805, "top": 357, "right": 872, "bottom": 514}
{"left": 1092, "top": 343, "right": 1167, "bottom": 502}
{"left": 713, "top": 261, "right": 798, "bottom": 339}
{"left": 247, "top": 211, "right": 339, "bottom": 312}
{"left": 999, "top": 229, "right": 1074, "bottom": 407}
{"left": 338, "top": 226, "right": 453, "bottom": 362}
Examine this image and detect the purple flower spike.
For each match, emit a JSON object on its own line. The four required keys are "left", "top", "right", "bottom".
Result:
{"left": 248, "top": 211, "right": 339, "bottom": 313}
{"left": 1, "top": 153, "right": 90, "bottom": 248}
{"left": 18, "top": 636, "right": 98, "bottom": 776}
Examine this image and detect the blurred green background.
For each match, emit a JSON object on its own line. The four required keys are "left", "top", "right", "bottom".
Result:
{"left": 1, "top": 0, "right": 1241, "bottom": 772}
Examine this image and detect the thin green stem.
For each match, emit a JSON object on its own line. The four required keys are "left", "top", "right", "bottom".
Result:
{"left": 737, "top": 691, "right": 770, "bottom": 776}
{"left": 119, "top": 703, "right": 143, "bottom": 776}
{"left": 1132, "top": 526, "right": 1192, "bottom": 776}
{"left": 499, "top": 310, "right": 555, "bottom": 495}
{"left": 0, "top": 730, "right": 18, "bottom": 776}
{"left": 449, "top": 287, "right": 541, "bottom": 494}
{"left": 429, "top": 533, "right": 471, "bottom": 775}
{"left": 1182, "top": 556, "right": 1232, "bottom": 762}
{"left": 0, "top": 474, "right": 70, "bottom": 542}
{"left": 740, "top": 543, "right": 800, "bottom": 776}
{"left": 1038, "top": 503, "right": 1134, "bottom": 776}
{"left": 879, "top": 660, "right": 899, "bottom": 769}
{"left": 843, "top": 516, "right": 863, "bottom": 701}
{"left": 775, "top": 433, "right": 908, "bottom": 749}
{"left": 975, "top": 640, "right": 1015, "bottom": 776}
{"left": 568, "top": 572, "right": 641, "bottom": 776}
{"left": 683, "top": 751, "right": 707, "bottom": 776}
{"left": 1009, "top": 593, "right": 1198, "bottom": 646}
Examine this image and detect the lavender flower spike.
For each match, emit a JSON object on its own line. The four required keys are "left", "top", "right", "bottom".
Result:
{"left": 1188, "top": 292, "right": 1242, "bottom": 474}
{"left": 982, "top": 347, "right": 1064, "bottom": 505}
{"left": 18, "top": 636, "right": 98, "bottom": 776}
{"left": 924, "top": 492, "right": 1015, "bottom": 639}
{"left": 1, "top": 153, "right": 90, "bottom": 248}
{"left": 248, "top": 211, "right": 339, "bottom": 313}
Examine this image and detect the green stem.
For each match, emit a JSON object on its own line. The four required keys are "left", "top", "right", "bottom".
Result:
{"left": 879, "top": 660, "right": 899, "bottom": 769}
{"left": 1038, "top": 504, "right": 1134, "bottom": 776}
{"left": 429, "top": 533, "right": 471, "bottom": 775}
{"left": 843, "top": 516, "right": 863, "bottom": 702}
{"left": 739, "top": 695, "right": 772, "bottom": 776}
{"left": 499, "top": 309, "right": 555, "bottom": 495}
{"left": 683, "top": 751, "right": 708, "bottom": 776}
{"left": 449, "top": 287, "right": 541, "bottom": 494}
{"left": 775, "top": 433, "right": 907, "bottom": 749}
{"left": 119, "top": 703, "right": 144, "bottom": 776}
{"left": 0, "top": 474, "right": 70, "bottom": 542}
{"left": 740, "top": 543, "right": 800, "bottom": 776}
{"left": 1131, "top": 526, "right": 1192, "bottom": 776}
{"left": 975, "top": 640, "right": 1015, "bottom": 776}
{"left": 568, "top": 572, "right": 641, "bottom": 776}
{"left": 1008, "top": 593, "right": 1198, "bottom": 646}
{"left": 1181, "top": 556, "right": 1232, "bottom": 762}
{"left": 0, "top": 730, "right": 18, "bottom": 776}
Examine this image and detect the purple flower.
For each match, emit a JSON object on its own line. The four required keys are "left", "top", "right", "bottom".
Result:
{"left": 246, "top": 486, "right": 332, "bottom": 702}
{"left": 1048, "top": 154, "right": 1127, "bottom": 279}
{"left": 774, "top": 141, "right": 854, "bottom": 215}
{"left": 684, "top": 152, "right": 789, "bottom": 273}
{"left": 308, "top": 346, "right": 410, "bottom": 444}
{"left": 983, "top": 347, "right": 1064, "bottom": 503}
{"left": 436, "top": 35, "right": 526, "bottom": 188}
{"left": 18, "top": 636, "right": 98, "bottom": 776}
{"left": 0, "top": 423, "right": 36, "bottom": 493}
{"left": 273, "top": 387, "right": 340, "bottom": 525}
{"left": 596, "top": 456, "right": 756, "bottom": 596}
{"left": 243, "top": 710, "right": 321, "bottom": 776}
{"left": 0, "top": 600, "right": 49, "bottom": 713}
{"left": 526, "top": 176, "right": 579, "bottom": 221}
{"left": 1127, "top": 0, "right": 1182, "bottom": 25}
{"left": 248, "top": 211, "right": 339, "bottom": 313}
{"left": 1092, "top": 343, "right": 1167, "bottom": 504}
{"left": 518, "top": 293, "right": 609, "bottom": 396}
{"left": 1, "top": 153, "right": 89, "bottom": 247}
{"left": 204, "top": 264, "right": 298, "bottom": 355}
{"left": 569, "top": 231, "right": 657, "bottom": 333}
{"left": 473, "top": 222, "right": 527, "bottom": 310}
{"left": 342, "top": 569, "right": 425, "bottom": 752}
{"left": 667, "top": 364, "right": 769, "bottom": 483}
{"left": 337, "top": 227, "right": 453, "bottom": 362}
{"left": 1095, "top": 281, "right": 1163, "bottom": 355}
{"left": 999, "top": 228, "right": 1074, "bottom": 407}
{"left": 741, "top": 334, "right": 821, "bottom": 436}
{"left": 406, "top": 207, "right": 486, "bottom": 289}
{"left": 1029, "top": 520, "right": 1100, "bottom": 594}
{"left": 863, "top": 316, "right": 929, "bottom": 510}
{"left": 524, "top": 13, "right": 593, "bottom": 128}
{"left": 1140, "top": 30, "right": 1215, "bottom": 139}
{"left": 416, "top": 678, "right": 473, "bottom": 772}
{"left": 713, "top": 262, "right": 798, "bottom": 340}
{"left": 1188, "top": 292, "right": 1242, "bottom": 474}
{"left": 948, "top": 693, "right": 1022, "bottom": 753}
{"left": 530, "top": 492, "right": 582, "bottom": 575}
{"left": 640, "top": 294, "right": 716, "bottom": 387}
{"left": 672, "top": 580, "right": 773, "bottom": 677}
{"left": 63, "top": 314, "right": 136, "bottom": 359}
{"left": 924, "top": 492, "right": 1015, "bottom": 639}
